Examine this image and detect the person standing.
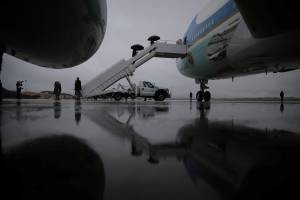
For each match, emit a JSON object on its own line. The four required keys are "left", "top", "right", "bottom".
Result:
{"left": 189, "top": 92, "right": 193, "bottom": 101}
{"left": 74, "top": 77, "right": 82, "bottom": 100}
{"left": 280, "top": 90, "right": 284, "bottom": 103}
{"left": 54, "top": 81, "right": 62, "bottom": 100}
{"left": 16, "top": 81, "right": 23, "bottom": 99}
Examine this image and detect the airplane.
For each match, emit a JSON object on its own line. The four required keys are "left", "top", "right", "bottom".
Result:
{"left": 177, "top": 0, "right": 300, "bottom": 102}
{"left": 0, "top": 0, "right": 107, "bottom": 100}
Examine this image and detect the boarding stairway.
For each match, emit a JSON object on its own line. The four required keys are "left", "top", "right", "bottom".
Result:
{"left": 82, "top": 42, "right": 187, "bottom": 97}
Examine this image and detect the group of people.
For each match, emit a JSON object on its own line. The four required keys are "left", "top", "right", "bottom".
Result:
{"left": 53, "top": 77, "right": 82, "bottom": 100}
{"left": 15, "top": 77, "right": 82, "bottom": 100}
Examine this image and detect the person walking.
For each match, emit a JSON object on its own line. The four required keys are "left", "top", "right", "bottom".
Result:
{"left": 189, "top": 92, "right": 193, "bottom": 101}
{"left": 74, "top": 77, "right": 82, "bottom": 100}
{"left": 54, "top": 81, "right": 62, "bottom": 100}
{"left": 280, "top": 90, "right": 284, "bottom": 103}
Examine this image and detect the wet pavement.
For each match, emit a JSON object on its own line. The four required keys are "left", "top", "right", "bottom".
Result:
{"left": 1, "top": 99, "right": 300, "bottom": 200}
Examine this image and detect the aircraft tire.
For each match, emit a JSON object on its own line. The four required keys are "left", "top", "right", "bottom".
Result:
{"left": 196, "top": 91, "right": 203, "bottom": 102}
{"left": 204, "top": 91, "right": 211, "bottom": 102}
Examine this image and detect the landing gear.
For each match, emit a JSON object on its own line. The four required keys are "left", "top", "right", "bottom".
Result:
{"left": 196, "top": 79, "right": 211, "bottom": 102}
{"left": 204, "top": 91, "right": 211, "bottom": 102}
{"left": 196, "top": 91, "right": 203, "bottom": 102}
{"left": 196, "top": 91, "right": 211, "bottom": 102}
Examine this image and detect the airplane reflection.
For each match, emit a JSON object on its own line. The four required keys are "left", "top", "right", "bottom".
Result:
{"left": 3, "top": 135, "right": 105, "bottom": 200}
{"left": 86, "top": 102, "right": 300, "bottom": 199}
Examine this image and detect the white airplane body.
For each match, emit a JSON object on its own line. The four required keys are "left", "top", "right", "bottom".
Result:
{"left": 177, "top": 0, "right": 300, "bottom": 100}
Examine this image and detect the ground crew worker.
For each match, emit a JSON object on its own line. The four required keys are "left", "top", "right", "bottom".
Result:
{"left": 280, "top": 91, "right": 284, "bottom": 103}
{"left": 54, "top": 81, "right": 62, "bottom": 100}
{"left": 75, "top": 77, "right": 82, "bottom": 100}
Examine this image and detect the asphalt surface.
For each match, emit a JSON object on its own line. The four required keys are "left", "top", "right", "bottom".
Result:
{"left": 2, "top": 99, "right": 300, "bottom": 200}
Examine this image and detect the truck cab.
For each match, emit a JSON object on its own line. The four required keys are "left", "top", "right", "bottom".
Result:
{"left": 138, "top": 81, "right": 156, "bottom": 97}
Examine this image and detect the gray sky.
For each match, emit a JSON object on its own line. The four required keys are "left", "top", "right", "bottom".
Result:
{"left": 2, "top": 0, "right": 300, "bottom": 98}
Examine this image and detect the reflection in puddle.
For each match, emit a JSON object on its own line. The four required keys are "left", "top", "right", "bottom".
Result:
{"left": 3, "top": 135, "right": 105, "bottom": 200}
{"left": 2, "top": 100, "right": 300, "bottom": 200}
{"left": 53, "top": 101, "right": 61, "bottom": 119}
{"left": 86, "top": 102, "right": 300, "bottom": 199}
{"left": 75, "top": 100, "right": 82, "bottom": 125}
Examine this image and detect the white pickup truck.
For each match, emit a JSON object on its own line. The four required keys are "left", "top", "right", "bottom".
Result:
{"left": 97, "top": 81, "right": 171, "bottom": 101}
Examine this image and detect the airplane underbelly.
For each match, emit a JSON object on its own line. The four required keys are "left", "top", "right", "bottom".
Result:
{"left": 226, "top": 21, "right": 300, "bottom": 76}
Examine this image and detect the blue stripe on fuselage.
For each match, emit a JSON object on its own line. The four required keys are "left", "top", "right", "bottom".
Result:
{"left": 185, "top": 0, "right": 238, "bottom": 46}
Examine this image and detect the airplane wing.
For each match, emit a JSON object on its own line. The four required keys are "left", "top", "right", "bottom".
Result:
{"left": 234, "top": 0, "right": 300, "bottom": 38}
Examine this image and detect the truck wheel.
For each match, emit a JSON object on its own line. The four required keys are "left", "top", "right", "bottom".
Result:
{"left": 114, "top": 93, "right": 122, "bottom": 101}
{"left": 130, "top": 93, "right": 136, "bottom": 100}
{"left": 155, "top": 92, "right": 166, "bottom": 101}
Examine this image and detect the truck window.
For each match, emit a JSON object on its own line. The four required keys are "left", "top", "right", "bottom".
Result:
{"left": 144, "top": 82, "right": 154, "bottom": 88}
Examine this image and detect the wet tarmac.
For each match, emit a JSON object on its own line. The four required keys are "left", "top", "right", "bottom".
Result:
{"left": 1, "top": 99, "right": 300, "bottom": 200}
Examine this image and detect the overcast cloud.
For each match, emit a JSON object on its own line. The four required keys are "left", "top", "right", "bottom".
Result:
{"left": 2, "top": 0, "right": 300, "bottom": 98}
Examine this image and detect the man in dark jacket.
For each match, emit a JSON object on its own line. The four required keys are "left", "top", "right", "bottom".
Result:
{"left": 54, "top": 81, "right": 62, "bottom": 100}
{"left": 280, "top": 91, "right": 284, "bottom": 103}
{"left": 75, "top": 77, "right": 82, "bottom": 100}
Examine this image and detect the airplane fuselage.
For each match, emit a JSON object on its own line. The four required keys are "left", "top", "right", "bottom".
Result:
{"left": 177, "top": 0, "right": 300, "bottom": 80}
